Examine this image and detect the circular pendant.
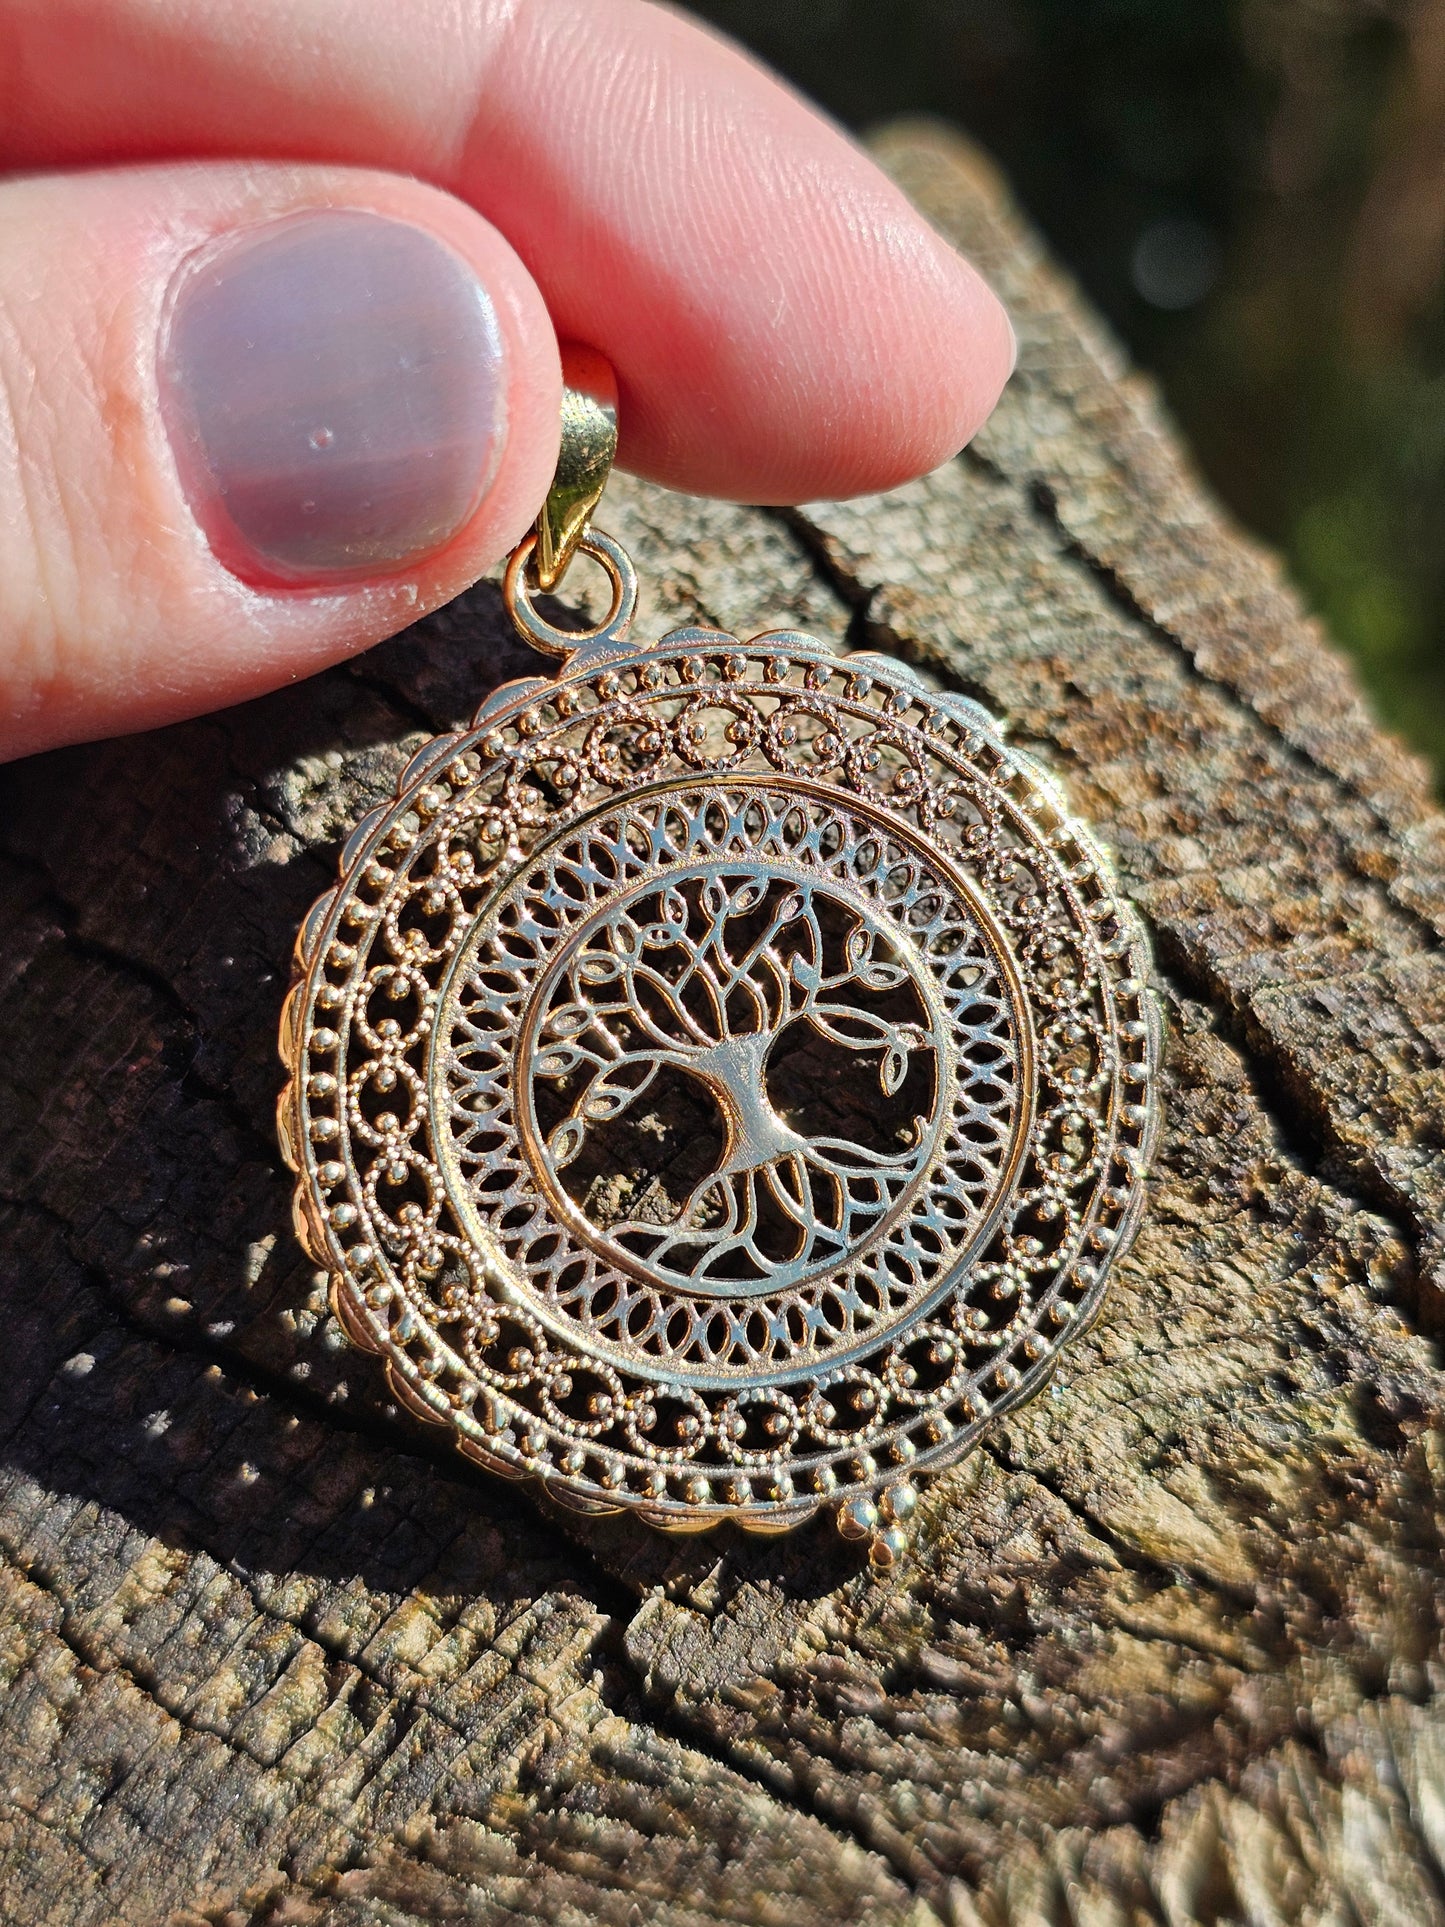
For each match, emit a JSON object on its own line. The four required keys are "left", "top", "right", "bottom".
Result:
{"left": 279, "top": 587, "right": 1160, "bottom": 1566}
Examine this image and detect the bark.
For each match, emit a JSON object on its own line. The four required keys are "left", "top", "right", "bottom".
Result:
{"left": 2, "top": 122, "right": 1444, "bottom": 1926}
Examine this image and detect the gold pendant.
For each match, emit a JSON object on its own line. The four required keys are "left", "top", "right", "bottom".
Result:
{"left": 278, "top": 351, "right": 1161, "bottom": 1571}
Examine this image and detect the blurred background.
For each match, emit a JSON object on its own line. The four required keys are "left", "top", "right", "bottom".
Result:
{"left": 691, "top": 0, "right": 1445, "bottom": 785}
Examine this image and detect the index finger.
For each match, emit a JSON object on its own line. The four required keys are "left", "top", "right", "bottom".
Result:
{"left": 1, "top": 0, "right": 1014, "bottom": 501}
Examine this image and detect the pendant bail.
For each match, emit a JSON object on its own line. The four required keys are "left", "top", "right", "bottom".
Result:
{"left": 532, "top": 344, "right": 618, "bottom": 593}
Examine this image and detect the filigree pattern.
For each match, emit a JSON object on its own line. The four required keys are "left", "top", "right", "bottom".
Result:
{"left": 279, "top": 628, "right": 1160, "bottom": 1539}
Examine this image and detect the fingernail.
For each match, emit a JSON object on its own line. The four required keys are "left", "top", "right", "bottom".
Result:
{"left": 159, "top": 209, "right": 505, "bottom": 585}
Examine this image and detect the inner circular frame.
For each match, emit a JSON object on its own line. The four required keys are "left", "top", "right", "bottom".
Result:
{"left": 429, "top": 774, "right": 1038, "bottom": 1390}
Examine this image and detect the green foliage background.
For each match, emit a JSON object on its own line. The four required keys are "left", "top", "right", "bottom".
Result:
{"left": 692, "top": 0, "right": 1445, "bottom": 784}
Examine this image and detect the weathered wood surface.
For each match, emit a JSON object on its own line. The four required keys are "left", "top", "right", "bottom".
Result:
{"left": 3, "top": 120, "right": 1445, "bottom": 1925}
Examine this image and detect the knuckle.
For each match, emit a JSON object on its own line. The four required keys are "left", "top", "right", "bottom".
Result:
{"left": 0, "top": 247, "right": 141, "bottom": 748}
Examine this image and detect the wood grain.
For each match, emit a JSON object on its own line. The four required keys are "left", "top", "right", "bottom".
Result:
{"left": 2, "top": 122, "right": 1443, "bottom": 1926}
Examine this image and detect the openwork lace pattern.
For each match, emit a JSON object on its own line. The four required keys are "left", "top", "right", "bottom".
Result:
{"left": 280, "top": 633, "right": 1158, "bottom": 1530}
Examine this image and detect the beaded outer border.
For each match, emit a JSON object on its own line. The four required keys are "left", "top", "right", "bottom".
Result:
{"left": 279, "top": 627, "right": 1161, "bottom": 1564}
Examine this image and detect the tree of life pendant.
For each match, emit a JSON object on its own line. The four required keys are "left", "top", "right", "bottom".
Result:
{"left": 278, "top": 357, "right": 1160, "bottom": 1570}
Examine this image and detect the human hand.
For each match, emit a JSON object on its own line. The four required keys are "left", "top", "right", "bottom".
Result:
{"left": 0, "top": 0, "right": 1015, "bottom": 762}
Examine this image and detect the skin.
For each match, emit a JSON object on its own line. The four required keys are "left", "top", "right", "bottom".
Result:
{"left": 0, "top": 0, "right": 1015, "bottom": 760}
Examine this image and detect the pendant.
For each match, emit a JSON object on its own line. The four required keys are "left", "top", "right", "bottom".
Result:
{"left": 278, "top": 350, "right": 1161, "bottom": 1570}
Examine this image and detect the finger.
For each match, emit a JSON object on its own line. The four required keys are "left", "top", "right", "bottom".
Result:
{"left": 0, "top": 163, "right": 560, "bottom": 761}
{"left": 0, "top": 0, "right": 1014, "bottom": 500}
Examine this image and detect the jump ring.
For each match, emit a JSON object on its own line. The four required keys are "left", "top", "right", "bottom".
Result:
{"left": 503, "top": 529, "right": 638, "bottom": 658}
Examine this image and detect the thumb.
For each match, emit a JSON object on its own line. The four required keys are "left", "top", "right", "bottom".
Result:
{"left": 0, "top": 164, "right": 561, "bottom": 761}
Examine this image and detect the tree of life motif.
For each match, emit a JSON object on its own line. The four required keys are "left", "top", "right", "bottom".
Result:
{"left": 525, "top": 866, "right": 947, "bottom": 1295}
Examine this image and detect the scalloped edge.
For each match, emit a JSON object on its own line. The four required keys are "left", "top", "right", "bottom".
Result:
{"left": 278, "top": 623, "right": 1165, "bottom": 1559}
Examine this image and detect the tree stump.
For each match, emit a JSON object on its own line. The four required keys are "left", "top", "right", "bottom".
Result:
{"left": 3, "top": 121, "right": 1445, "bottom": 1926}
